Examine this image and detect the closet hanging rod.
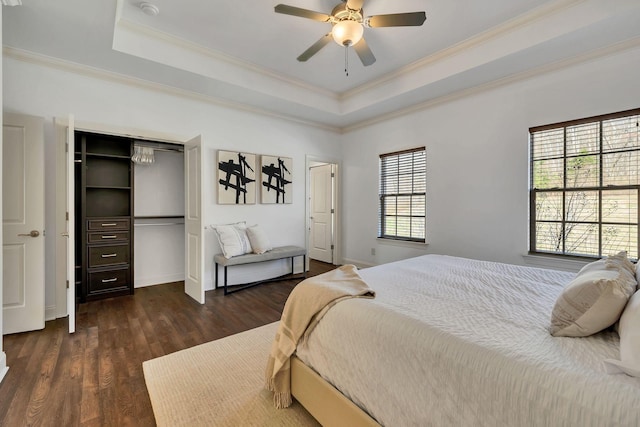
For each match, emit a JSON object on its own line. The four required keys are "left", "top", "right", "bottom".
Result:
{"left": 134, "top": 222, "right": 184, "bottom": 227}
{"left": 134, "top": 215, "right": 185, "bottom": 219}
{"left": 142, "top": 147, "right": 183, "bottom": 153}
{"left": 133, "top": 142, "right": 184, "bottom": 153}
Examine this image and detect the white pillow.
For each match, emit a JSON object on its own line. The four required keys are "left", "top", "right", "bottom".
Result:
{"left": 245, "top": 224, "right": 272, "bottom": 254}
{"left": 549, "top": 251, "right": 637, "bottom": 337}
{"left": 212, "top": 222, "right": 252, "bottom": 259}
{"left": 604, "top": 290, "right": 640, "bottom": 377}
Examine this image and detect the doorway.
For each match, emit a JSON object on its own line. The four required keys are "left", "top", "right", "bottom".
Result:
{"left": 306, "top": 157, "right": 339, "bottom": 267}
{"left": 55, "top": 119, "right": 204, "bottom": 334}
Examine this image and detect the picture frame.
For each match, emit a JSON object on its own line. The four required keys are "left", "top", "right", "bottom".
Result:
{"left": 217, "top": 150, "right": 256, "bottom": 204}
{"left": 260, "top": 155, "right": 293, "bottom": 204}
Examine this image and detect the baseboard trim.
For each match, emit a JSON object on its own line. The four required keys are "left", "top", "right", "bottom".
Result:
{"left": 45, "top": 305, "right": 57, "bottom": 321}
{"left": 135, "top": 273, "right": 185, "bottom": 288}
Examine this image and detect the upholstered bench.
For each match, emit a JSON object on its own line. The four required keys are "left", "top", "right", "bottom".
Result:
{"left": 214, "top": 245, "right": 307, "bottom": 295}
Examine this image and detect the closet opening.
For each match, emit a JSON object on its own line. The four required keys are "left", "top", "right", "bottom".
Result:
{"left": 132, "top": 140, "right": 185, "bottom": 289}
{"left": 74, "top": 131, "right": 185, "bottom": 302}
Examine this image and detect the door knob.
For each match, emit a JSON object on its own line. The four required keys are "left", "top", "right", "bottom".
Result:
{"left": 18, "top": 230, "right": 40, "bottom": 238}
{"left": 61, "top": 232, "right": 69, "bottom": 237}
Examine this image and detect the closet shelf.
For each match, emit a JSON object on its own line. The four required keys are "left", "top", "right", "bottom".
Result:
{"left": 134, "top": 216, "right": 185, "bottom": 227}
{"left": 86, "top": 185, "right": 131, "bottom": 190}
{"left": 86, "top": 153, "right": 131, "bottom": 160}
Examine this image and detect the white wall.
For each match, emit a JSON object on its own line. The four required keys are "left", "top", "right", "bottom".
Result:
{"left": 5, "top": 42, "right": 640, "bottom": 318}
{"left": 134, "top": 149, "right": 185, "bottom": 287}
{"left": 341, "top": 46, "right": 640, "bottom": 268}
{"left": 134, "top": 149, "right": 184, "bottom": 216}
{"left": 2, "top": 54, "right": 342, "bottom": 314}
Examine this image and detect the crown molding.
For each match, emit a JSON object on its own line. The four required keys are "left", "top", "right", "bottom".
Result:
{"left": 1, "top": 0, "right": 22, "bottom": 6}
{"left": 342, "top": 35, "right": 640, "bottom": 133}
{"left": 341, "top": 0, "right": 584, "bottom": 100}
{"left": 5, "top": 33, "right": 639, "bottom": 135}
{"left": 115, "top": 18, "right": 338, "bottom": 101}
{"left": 2, "top": 47, "right": 342, "bottom": 134}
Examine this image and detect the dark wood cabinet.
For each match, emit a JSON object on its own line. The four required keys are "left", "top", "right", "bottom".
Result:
{"left": 76, "top": 132, "right": 134, "bottom": 302}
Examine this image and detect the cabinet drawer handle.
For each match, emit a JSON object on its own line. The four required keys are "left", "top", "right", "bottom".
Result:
{"left": 101, "top": 235, "right": 117, "bottom": 239}
{"left": 101, "top": 253, "right": 117, "bottom": 258}
{"left": 101, "top": 223, "right": 117, "bottom": 227}
{"left": 101, "top": 278, "right": 118, "bottom": 283}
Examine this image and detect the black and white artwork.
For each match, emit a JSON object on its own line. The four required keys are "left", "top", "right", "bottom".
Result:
{"left": 217, "top": 150, "right": 256, "bottom": 204}
{"left": 261, "top": 155, "right": 293, "bottom": 204}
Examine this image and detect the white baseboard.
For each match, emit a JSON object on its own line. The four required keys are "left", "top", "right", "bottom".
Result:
{"left": 341, "top": 258, "right": 376, "bottom": 269}
{"left": 45, "top": 305, "right": 57, "bottom": 321}
{"left": 135, "top": 273, "right": 185, "bottom": 288}
{"left": 0, "top": 352, "right": 8, "bottom": 384}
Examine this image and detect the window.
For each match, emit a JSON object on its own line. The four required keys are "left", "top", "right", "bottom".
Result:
{"left": 379, "top": 147, "right": 426, "bottom": 242}
{"left": 530, "top": 108, "right": 640, "bottom": 260}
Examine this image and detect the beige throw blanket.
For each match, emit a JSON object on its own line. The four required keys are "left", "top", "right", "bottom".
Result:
{"left": 265, "top": 264, "right": 375, "bottom": 408}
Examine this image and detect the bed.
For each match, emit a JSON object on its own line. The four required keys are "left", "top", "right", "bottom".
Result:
{"left": 291, "top": 254, "right": 640, "bottom": 426}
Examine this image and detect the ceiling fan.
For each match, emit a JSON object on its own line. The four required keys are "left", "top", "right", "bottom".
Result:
{"left": 274, "top": 0, "right": 426, "bottom": 67}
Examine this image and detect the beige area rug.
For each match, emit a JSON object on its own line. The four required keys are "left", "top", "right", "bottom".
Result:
{"left": 143, "top": 322, "right": 320, "bottom": 427}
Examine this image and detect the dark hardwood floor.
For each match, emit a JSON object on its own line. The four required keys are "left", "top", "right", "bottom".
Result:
{"left": 0, "top": 260, "right": 335, "bottom": 427}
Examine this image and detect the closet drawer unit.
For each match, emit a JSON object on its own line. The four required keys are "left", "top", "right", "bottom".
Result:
{"left": 88, "top": 268, "right": 129, "bottom": 294}
{"left": 88, "top": 244, "right": 129, "bottom": 267}
{"left": 87, "top": 231, "right": 129, "bottom": 244}
{"left": 87, "top": 218, "right": 130, "bottom": 231}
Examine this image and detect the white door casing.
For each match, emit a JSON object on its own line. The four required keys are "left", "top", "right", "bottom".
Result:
{"left": 309, "top": 164, "right": 334, "bottom": 264}
{"left": 2, "top": 113, "right": 45, "bottom": 334}
{"left": 184, "top": 135, "right": 204, "bottom": 303}
{"left": 65, "top": 115, "right": 76, "bottom": 333}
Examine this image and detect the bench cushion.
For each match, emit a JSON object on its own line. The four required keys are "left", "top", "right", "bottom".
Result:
{"left": 214, "top": 245, "right": 306, "bottom": 267}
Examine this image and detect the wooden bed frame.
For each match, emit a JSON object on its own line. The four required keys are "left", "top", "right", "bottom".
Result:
{"left": 290, "top": 356, "right": 381, "bottom": 427}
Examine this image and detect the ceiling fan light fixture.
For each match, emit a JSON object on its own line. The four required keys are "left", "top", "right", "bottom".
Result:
{"left": 332, "top": 20, "right": 363, "bottom": 47}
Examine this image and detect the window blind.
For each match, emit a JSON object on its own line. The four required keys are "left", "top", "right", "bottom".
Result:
{"left": 530, "top": 108, "right": 640, "bottom": 260}
{"left": 379, "top": 147, "right": 426, "bottom": 242}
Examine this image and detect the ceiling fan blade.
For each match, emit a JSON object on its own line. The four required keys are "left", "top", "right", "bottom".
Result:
{"left": 274, "top": 4, "right": 331, "bottom": 22}
{"left": 297, "top": 33, "right": 333, "bottom": 62}
{"left": 354, "top": 37, "right": 376, "bottom": 66}
{"left": 366, "top": 12, "right": 426, "bottom": 27}
{"left": 346, "top": 0, "right": 364, "bottom": 11}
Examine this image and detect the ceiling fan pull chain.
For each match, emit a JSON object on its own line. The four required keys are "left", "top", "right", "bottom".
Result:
{"left": 345, "top": 46, "right": 349, "bottom": 76}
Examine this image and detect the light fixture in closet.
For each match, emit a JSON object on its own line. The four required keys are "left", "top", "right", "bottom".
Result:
{"left": 132, "top": 145, "right": 155, "bottom": 165}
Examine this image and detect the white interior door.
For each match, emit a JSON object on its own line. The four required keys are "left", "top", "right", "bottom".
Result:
{"left": 2, "top": 113, "right": 45, "bottom": 334}
{"left": 309, "top": 164, "right": 334, "bottom": 264}
{"left": 65, "top": 116, "right": 76, "bottom": 333}
{"left": 184, "top": 135, "right": 204, "bottom": 303}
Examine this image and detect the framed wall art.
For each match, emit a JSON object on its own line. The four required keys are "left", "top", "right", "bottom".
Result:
{"left": 217, "top": 150, "right": 256, "bottom": 204}
{"left": 261, "top": 155, "right": 293, "bottom": 204}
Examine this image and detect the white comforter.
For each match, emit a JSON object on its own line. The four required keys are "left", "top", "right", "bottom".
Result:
{"left": 295, "top": 255, "right": 640, "bottom": 426}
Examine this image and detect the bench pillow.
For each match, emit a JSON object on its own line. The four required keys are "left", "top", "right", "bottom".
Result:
{"left": 212, "top": 222, "right": 252, "bottom": 259}
{"left": 246, "top": 224, "right": 273, "bottom": 254}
